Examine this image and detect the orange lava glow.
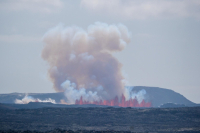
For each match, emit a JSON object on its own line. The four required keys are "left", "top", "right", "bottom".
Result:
{"left": 75, "top": 94, "right": 151, "bottom": 107}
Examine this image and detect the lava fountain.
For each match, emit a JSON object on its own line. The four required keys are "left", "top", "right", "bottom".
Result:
{"left": 75, "top": 94, "right": 151, "bottom": 107}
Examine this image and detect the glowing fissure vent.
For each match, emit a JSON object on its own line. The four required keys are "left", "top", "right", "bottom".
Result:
{"left": 75, "top": 94, "right": 151, "bottom": 107}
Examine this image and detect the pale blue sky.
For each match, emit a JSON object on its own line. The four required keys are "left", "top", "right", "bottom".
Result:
{"left": 0, "top": 0, "right": 200, "bottom": 103}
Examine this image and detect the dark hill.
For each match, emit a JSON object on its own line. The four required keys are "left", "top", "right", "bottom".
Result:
{"left": 0, "top": 86, "right": 197, "bottom": 107}
{"left": 133, "top": 86, "right": 196, "bottom": 107}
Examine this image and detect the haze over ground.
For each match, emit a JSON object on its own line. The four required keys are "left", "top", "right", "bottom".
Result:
{"left": 0, "top": 0, "right": 200, "bottom": 103}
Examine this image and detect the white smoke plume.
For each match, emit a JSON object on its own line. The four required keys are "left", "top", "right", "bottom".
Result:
{"left": 124, "top": 87, "right": 147, "bottom": 103}
{"left": 61, "top": 80, "right": 147, "bottom": 104}
{"left": 61, "top": 80, "right": 106, "bottom": 104}
{"left": 15, "top": 95, "right": 56, "bottom": 104}
{"left": 42, "top": 22, "right": 131, "bottom": 103}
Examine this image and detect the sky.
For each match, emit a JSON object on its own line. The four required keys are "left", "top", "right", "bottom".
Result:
{"left": 0, "top": 0, "right": 200, "bottom": 103}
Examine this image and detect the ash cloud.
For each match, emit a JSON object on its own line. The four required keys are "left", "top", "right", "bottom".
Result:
{"left": 42, "top": 22, "right": 131, "bottom": 103}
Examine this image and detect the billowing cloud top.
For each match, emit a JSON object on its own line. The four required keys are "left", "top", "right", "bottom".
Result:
{"left": 42, "top": 22, "right": 131, "bottom": 102}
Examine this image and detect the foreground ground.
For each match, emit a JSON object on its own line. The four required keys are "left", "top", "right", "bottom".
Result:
{"left": 0, "top": 106, "right": 200, "bottom": 132}
{"left": 1, "top": 129, "right": 200, "bottom": 133}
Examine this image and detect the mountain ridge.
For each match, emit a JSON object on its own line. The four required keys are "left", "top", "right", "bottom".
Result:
{"left": 0, "top": 86, "right": 198, "bottom": 107}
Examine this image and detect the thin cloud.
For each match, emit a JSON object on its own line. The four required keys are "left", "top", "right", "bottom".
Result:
{"left": 0, "top": 0, "right": 63, "bottom": 13}
{"left": 0, "top": 34, "right": 41, "bottom": 44}
{"left": 81, "top": 0, "right": 200, "bottom": 19}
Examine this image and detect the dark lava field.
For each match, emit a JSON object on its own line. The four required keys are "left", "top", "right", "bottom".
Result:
{"left": 0, "top": 106, "right": 200, "bottom": 133}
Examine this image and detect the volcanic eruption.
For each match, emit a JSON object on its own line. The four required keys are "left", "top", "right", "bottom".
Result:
{"left": 42, "top": 22, "right": 151, "bottom": 107}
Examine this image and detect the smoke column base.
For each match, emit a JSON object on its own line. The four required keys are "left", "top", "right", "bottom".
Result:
{"left": 75, "top": 94, "right": 151, "bottom": 107}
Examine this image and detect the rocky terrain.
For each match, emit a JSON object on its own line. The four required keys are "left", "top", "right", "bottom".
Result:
{"left": 0, "top": 106, "right": 200, "bottom": 133}
{"left": 1, "top": 129, "right": 200, "bottom": 133}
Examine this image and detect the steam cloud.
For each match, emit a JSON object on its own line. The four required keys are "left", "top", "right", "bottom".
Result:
{"left": 124, "top": 87, "right": 147, "bottom": 103}
{"left": 15, "top": 95, "right": 56, "bottom": 104}
{"left": 42, "top": 22, "right": 131, "bottom": 104}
